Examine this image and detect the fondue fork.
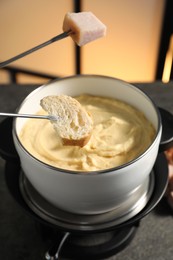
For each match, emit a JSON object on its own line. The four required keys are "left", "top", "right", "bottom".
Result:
{"left": 0, "top": 31, "right": 71, "bottom": 68}
{"left": 0, "top": 112, "right": 58, "bottom": 121}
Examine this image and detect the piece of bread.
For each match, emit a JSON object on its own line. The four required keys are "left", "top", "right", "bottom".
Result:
{"left": 63, "top": 12, "right": 106, "bottom": 46}
{"left": 40, "top": 95, "right": 93, "bottom": 147}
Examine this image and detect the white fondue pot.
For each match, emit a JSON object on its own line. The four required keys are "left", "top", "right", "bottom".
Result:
{"left": 13, "top": 75, "right": 163, "bottom": 215}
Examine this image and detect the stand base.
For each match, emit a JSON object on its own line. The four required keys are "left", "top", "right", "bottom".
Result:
{"left": 40, "top": 223, "right": 138, "bottom": 260}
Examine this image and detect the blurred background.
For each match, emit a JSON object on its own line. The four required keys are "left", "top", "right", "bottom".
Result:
{"left": 0, "top": 0, "right": 172, "bottom": 84}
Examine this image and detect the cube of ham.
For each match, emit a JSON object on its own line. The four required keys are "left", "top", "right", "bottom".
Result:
{"left": 63, "top": 12, "right": 106, "bottom": 46}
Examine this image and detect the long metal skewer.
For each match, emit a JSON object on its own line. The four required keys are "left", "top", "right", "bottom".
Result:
{"left": 0, "top": 112, "right": 58, "bottom": 121}
{"left": 0, "top": 31, "right": 70, "bottom": 68}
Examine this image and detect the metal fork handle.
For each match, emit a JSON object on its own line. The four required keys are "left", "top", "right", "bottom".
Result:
{"left": 0, "top": 112, "right": 57, "bottom": 121}
{"left": 0, "top": 31, "right": 70, "bottom": 68}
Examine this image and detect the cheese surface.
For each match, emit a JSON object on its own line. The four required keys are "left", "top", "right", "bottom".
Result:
{"left": 19, "top": 94, "right": 156, "bottom": 171}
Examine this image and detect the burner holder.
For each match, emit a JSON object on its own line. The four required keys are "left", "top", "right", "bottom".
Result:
{"left": 19, "top": 169, "right": 155, "bottom": 232}
{"left": 4, "top": 153, "right": 168, "bottom": 260}
{"left": 0, "top": 117, "right": 170, "bottom": 259}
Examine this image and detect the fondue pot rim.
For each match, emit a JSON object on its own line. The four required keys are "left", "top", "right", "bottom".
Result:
{"left": 13, "top": 74, "right": 162, "bottom": 176}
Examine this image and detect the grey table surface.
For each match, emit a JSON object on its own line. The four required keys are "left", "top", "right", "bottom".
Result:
{"left": 0, "top": 81, "right": 173, "bottom": 260}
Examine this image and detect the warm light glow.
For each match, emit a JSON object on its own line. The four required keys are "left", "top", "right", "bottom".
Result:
{"left": 82, "top": 0, "right": 165, "bottom": 82}
{"left": 162, "top": 35, "right": 173, "bottom": 83}
{"left": 0, "top": 0, "right": 165, "bottom": 83}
